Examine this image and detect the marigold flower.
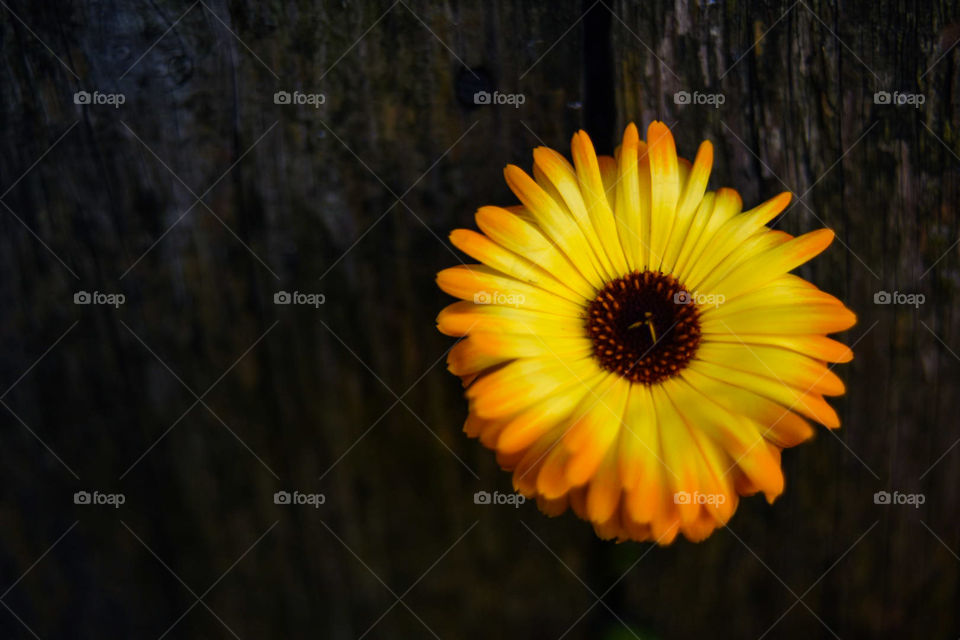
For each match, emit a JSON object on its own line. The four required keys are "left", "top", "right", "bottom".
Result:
{"left": 437, "top": 122, "right": 855, "bottom": 544}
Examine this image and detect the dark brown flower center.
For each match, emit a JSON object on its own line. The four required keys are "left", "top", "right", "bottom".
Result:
{"left": 585, "top": 271, "right": 702, "bottom": 385}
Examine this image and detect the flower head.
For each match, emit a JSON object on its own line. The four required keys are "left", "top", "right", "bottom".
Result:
{"left": 437, "top": 122, "right": 855, "bottom": 544}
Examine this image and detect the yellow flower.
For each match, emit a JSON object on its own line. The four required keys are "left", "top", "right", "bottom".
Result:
{"left": 436, "top": 122, "right": 855, "bottom": 544}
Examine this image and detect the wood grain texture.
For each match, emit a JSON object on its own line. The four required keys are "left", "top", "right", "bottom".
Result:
{"left": 0, "top": 1, "right": 958, "bottom": 638}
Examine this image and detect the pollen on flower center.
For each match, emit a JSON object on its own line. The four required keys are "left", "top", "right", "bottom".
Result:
{"left": 585, "top": 271, "right": 702, "bottom": 385}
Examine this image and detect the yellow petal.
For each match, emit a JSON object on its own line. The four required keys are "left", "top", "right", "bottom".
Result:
{"left": 702, "top": 302, "right": 857, "bottom": 336}
{"left": 648, "top": 483, "right": 682, "bottom": 545}
{"left": 705, "top": 333, "right": 853, "bottom": 363}
{"left": 449, "top": 229, "right": 586, "bottom": 303}
{"left": 467, "top": 355, "right": 600, "bottom": 419}
{"left": 683, "top": 192, "right": 792, "bottom": 291}
{"left": 613, "top": 123, "right": 644, "bottom": 270}
{"left": 538, "top": 437, "right": 575, "bottom": 499}
{"left": 436, "top": 265, "right": 583, "bottom": 316}
{"left": 597, "top": 155, "right": 618, "bottom": 210}
{"left": 513, "top": 430, "right": 562, "bottom": 496}
{"left": 504, "top": 165, "right": 604, "bottom": 286}
{"left": 436, "top": 300, "right": 584, "bottom": 338}
{"left": 646, "top": 121, "right": 680, "bottom": 271}
{"left": 649, "top": 384, "right": 702, "bottom": 525}
{"left": 532, "top": 155, "right": 616, "bottom": 282}
{"left": 706, "top": 228, "right": 836, "bottom": 301}
{"left": 619, "top": 385, "right": 668, "bottom": 527}
{"left": 586, "top": 444, "right": 622, "bottom": 523}
{"left": 680, "top": 367, "right": 815, "bottom": 448}
{"left": 700, "top": 274, "right": 849, "bottom": 318}
{"left": 618, "top": 384, "right": 660, "bottom": 491}
{"left": 664, "top": 376, "right": 784, "bottom": 501}
{"left": 561, "top": 134, "right": 632, "bottom": 276}
{"left": 674, "top": 188, "right": 742, "bottom": 282}
{"left": 661, "top": 140, "right": 714, "bottom": 273}
{"left": 684, "top": 426, "right": 738, "bottom": 523}
{"left": 447, "top": 332, "right": 592, "bottom": 377}
{"left": 496, "top": 372, "right": 601, "bottom": 455}
{"left": 474, "top": 206, "right": 596, "bottom": 299}
{"left": 562, "top": 375, "right": 629, "bottom": 487}
{"left": 687, "top": 359, "right": 841, "bottom": 429}
{"left": 695, "top": 341, "right": 846, "bottom": 396}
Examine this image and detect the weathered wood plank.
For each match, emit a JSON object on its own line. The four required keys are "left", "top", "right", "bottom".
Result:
{"left": 0, "top": 1, "right": 957, "bottom": 638}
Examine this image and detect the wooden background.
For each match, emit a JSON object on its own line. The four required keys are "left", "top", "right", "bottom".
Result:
{"left": 1, "top": 1, "right": 959, "bottom": 638}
